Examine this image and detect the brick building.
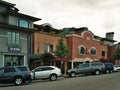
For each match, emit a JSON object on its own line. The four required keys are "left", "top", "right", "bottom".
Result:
{"left": 66, "top": 27, "right": 107, "bottom": 69}
{"left": 30, "top": 24, "right": 67, "bottom": 69}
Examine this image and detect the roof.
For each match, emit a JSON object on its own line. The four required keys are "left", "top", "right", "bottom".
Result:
{"left": 0, "top": 0, "right": 15, "bottom": 7}
{"left": 1, "top": 10, "right": 41, "bottom": 21}
{"left": 34, "top": 24, "right": 60, "bottom": 34}
{"left": 101, "top": 38, "right": 117, "bottom": 42}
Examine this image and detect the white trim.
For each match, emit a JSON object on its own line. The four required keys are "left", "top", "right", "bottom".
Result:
{"left": 0, "top": 35, "right": 7, "bottom": 38}
{"left": 66, "top": 31, "right": 100, "bottom": 42}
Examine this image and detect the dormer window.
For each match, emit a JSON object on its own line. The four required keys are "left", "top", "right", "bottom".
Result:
{"left": 17, "top": 19, "right": 29, "bottom": 28}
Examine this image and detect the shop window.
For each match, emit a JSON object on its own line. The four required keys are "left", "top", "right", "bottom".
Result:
{"left": 4, "top": 55, "right": 24, "bottom": 66}
{"left": 90, "top": 47, "right": 96, "bottom": 55}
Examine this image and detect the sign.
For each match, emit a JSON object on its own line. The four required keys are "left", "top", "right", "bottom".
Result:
{"left": 8, "top": 46, "right": 21, "bottom": 52}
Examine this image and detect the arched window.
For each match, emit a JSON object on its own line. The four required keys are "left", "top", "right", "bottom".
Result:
{"left": 78, "top": 45, "right": 85, "bottom": 54}
{"left": 90, "top": 47, "right": 96, "bottom": 55}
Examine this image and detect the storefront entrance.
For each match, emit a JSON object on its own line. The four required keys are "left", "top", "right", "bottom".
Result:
{"left": 4, "top": 55, "right": 24, "bottom": 66}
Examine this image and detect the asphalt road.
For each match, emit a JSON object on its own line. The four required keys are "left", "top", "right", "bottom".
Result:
{"left": 0, "top": 72, "right": 120, "bottom": 90}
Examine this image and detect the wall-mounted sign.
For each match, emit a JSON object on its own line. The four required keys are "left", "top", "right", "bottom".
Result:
{"left": 8, "top": 46, "right": 21, "bottom": 52}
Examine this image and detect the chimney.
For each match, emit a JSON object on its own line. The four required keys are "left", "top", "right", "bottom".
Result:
{"left": 106, "top": 32, "right": 114, "bottom": 40}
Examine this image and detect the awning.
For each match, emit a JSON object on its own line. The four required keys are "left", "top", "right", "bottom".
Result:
{"left": 41, "top": 53, "right": 55, "bottom": 61}
{"left": 30, "top": 54, "right": 41, "bottom": 60}
{"left": 55, "top": 57, "right": 69, "bottom": 61}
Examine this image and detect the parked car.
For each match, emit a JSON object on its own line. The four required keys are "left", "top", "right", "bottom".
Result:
{"left": 104, "top": 63, "right": 114, "bottom": 73}
{"left": 0, "top": 66, "right": 31, "bottom": 85}
{"left": 67, "top": 62, "right": 105, "bottom": 77}
{"left": 113, "top": 65, "right": 120, "bottom": 72}
{"left": 31, "top": 66, "right": 62, "bottom": 81}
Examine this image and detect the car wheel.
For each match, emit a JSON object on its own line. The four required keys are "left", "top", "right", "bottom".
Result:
{"left": 50, "top": 74, "right": 57, "bottom": 81}
{"left": 95, "top": 70, "right": 100, "bottom": 75}
{"left": 70, "top": 72, "right": 76, "bottom": 77}
{"left": 117, "top": 69, "right": 120, "bottom": 72}
{"left": 106, "top": 69, "right": 110, "bottom": 74}
{"left": 14, "top": 77, "right": 23, "bottom": 86}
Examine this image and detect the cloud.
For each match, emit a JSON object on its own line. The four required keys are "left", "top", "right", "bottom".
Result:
{"left": 5, "top": 0, "right": 120, "bottom": 41}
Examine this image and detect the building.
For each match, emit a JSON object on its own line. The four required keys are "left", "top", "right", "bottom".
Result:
{"left": 0, "top": 0, "right": 40, "bottom": 67}
{"left": 66, "top": 27, "right": 117, "bottom": 69}
{"left": 30, "top": 24, "right": 67, "bottom": 69}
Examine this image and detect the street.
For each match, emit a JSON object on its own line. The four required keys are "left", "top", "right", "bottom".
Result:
{"left": 0, "top": 72, "right": 120, "bottom": 90}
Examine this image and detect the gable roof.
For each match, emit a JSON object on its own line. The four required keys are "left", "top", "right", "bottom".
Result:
{"left": 0, "top": 0, "right": 15, "bottom": 7}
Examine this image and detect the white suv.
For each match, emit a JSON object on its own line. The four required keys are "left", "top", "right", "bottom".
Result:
{"left": 31, "top": 66, "right": 62, "bottom": 81}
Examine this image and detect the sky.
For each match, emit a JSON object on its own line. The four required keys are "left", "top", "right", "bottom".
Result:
{"left": 5, "top": 0, "right": 120, "bottom": 42}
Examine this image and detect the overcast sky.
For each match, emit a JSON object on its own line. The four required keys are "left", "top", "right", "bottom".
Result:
{"left": 5, "top": 0, "right": 120, "bottom": 42}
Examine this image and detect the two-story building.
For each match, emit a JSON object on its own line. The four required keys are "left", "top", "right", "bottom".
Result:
{"left": 0, "top": 0, "right": 40, "bottom": 67}
{"left": 66, "top": 27, "right": 116, "bottom": 69}
{"left": 30, "top": 23, "right": 67, "bottom": 69}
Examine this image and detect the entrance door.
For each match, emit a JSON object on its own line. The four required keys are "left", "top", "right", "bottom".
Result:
{"left": 4, "top": 55, "right": 24, "bottom": 66}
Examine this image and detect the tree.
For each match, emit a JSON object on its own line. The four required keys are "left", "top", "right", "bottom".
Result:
{"left": 54, "top": 37, "right": 69, "bottom": 74}
{"left": 113, "top": 47, "right": 120, "bottom": 64}
{"left": 59, "top": 28, "right": 75, "bottom": 36}
{"left": 54, "top": 38, "right": 69, "bottom": 58}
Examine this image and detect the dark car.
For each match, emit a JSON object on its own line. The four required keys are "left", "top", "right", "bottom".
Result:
{"left": 67, "top": 62, "right": 105, "bottom": 77}
{"left": 104, "top": 63, "right": 114, "bottom": 73}
{"left": 0, "top": 66, "right": 31, "bottom": 85}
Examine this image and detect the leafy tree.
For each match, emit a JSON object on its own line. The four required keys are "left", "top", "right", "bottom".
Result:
{"left": 59, "top": 28, "right": 75, "bottom": 36}
{"left": 113, "top": 47, "right": 120, "bottom": 64}
{"left": 54, "top": 37, "right": 69, "bottom": 58}
{"left": 54, "top": 37, "right": 69, "bottom": 74}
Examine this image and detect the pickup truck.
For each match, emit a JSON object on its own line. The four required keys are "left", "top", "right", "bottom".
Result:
{"left": 67, "top": 62, "right": 105, "bottom": 77}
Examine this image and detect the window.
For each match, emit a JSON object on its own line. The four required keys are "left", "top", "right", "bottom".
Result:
{"left": 0, "top": 68, "right": 4, "bottom": 74}
{"left": 90, "top": 47, "right": 96, "bottom": 55}
{"left": 44, "top": 44, "right": 53, "bottom": 53}
{"left": 79, "top": 63, "right": 90, "bottom": 68}
{"left": 41, "top": 67, "right": 54, "bottom": 71}
{"left": 17, "top": 67, "right": 27, "bottom": 71}
{"left": 35, "top": 68, "right": 41, "bottom": 72}
{"left": 4, "top": 68, "right": 16, "bottom": 73}
{"left": 8, "top": 32, "right": 20, "bottom": 45}
{"left": 78, "top": 45, "right": 85, "bottom": 54}
{"left": 102, "top": 51, "right": 105, "bottom": 56}
{"left": 17, "top": 19, "right": 29, "bottom": 28}
{"left": 91, "top": 62, "right": 104, "bottom": 66}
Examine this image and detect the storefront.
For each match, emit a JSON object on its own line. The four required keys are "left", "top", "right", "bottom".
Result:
{"left": 4, "top": 55, "right": 24, "bottom": 66}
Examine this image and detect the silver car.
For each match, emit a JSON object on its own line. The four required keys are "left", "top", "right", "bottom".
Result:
{"left": 31, "top": 66, "right": 62, "bottom": 81}
{"left": 114, "top": 65, "right": 120, "bottom": 72}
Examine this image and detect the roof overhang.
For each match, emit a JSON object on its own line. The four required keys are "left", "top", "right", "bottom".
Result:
{"left": 0, "top": 22, "right": 37, "bottom": 33}
{"left": 1, "top": 10, "right": 41, "bottom": 21}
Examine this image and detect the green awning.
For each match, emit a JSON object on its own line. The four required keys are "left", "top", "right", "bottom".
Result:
{"left": 30, "top": 54, "right": 41, "bottom": 60}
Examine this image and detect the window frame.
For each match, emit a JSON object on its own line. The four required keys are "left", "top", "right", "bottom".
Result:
{"left": 44, "top": 44, "right": 53, "bottom": 53}
{"left": 7, "top": 32, "right": 20, "bottom": 45}
{"left": 90, "top": 47, "right": 97, "bottom": 55}
{"left": 17, "top": 19, "right": 29, "bottom": 28}
{"left": 78, "top": 45, "right": 86, "bottom": 55}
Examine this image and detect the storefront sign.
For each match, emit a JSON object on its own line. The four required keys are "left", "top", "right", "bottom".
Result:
{"left": 8, "top": 46, "right": 21, "bottom": 52}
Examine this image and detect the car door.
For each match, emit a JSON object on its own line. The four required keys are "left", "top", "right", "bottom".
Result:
{"left": 34, "top": 67, "right": 53, "bottom": 79}
{"left": 77, "top": 63, "right": 90, "bottom": 74}
{"left": 3, "top": 68, "right": 16, "bottom": 82}
{"left": 34, "top": 67, "right": 42, "bottom": 79}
